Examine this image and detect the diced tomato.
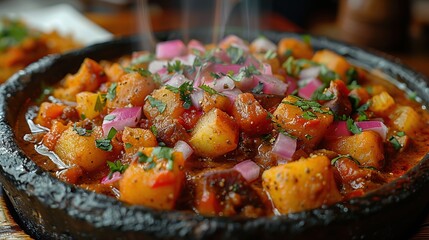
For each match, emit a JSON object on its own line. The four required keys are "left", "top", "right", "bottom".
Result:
{"left": 42, "top": 121, "right": 68, "bottom": 150}
{"left": 179, "top": 107, "right": 203, "bottom": 130}
{"left": 332, "top": 80, "right": 350, "bottom": 96}
{"left": 151, "top": 171, "right": 177, "bottom": 188}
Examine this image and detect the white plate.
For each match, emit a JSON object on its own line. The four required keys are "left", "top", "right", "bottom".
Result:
{"left": 5, "top": 4, "right": 113, "bottom": 46}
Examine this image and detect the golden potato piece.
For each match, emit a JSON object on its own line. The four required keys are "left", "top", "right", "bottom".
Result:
{"left": 75, "top": 92, "right": 100, "bottom": 120}
{"left": 189, "top": 108, "right": 238, "bottom": 158}
{"left": 122, "top": 127, "right": 157, "bottom": 154}
{"left": 55, "top": 126, "right": 108, "bottom": 172}
{"left": 262, "top": 156, "right": 342, "bottom": 214}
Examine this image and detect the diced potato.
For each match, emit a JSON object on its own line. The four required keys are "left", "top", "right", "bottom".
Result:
{"left": 108, "top": 72, "right": 156, "bottom": 108}
{"left": 201, "top": 92, "right": 231, "bottom": 113}
{"left": 189, "top": 108, "right": 239, "bottom": 158}
{"left": 272, "top": 96, "right": 334, "bottom": 149}
{"left": 122, "top": 127, "right": 157, "bottom": 154}
{"left": 389, "top": 106, "right": 421, "bottom": 136}
{"left": 232, "top": 93, "right": 272, "bottom": 135}
{"left": 34, "top": 102, "right": 66, "bottom": 128}
{"left": 75, "top": 92, "right": 100, "bottom": 120}
{"left": 53, "top": 58, "right": 106, "bottom": 101}
{"left": 55, "top": 126, "right": 109, "bottom": 172}
{"left": 262, "top": 155, "right": 342, "bottom": 214}
{"left": 369, "top": 91, "right": 395, "bottom": 116}
{"left": 312, "top": 50, "right": 350, "bottom": 81}
{"left": 104, "top": 63, "right": 126, "bottom": 82}
{"left": 277, "top": 38, "right": 313, "bottom": 59}
{"left": 119, "top": 147, "right": 185, "bottom": 210}
{"left": 324, "top": 131, "right": 384, "bottom": 169}
{"left": 143, "top": 86, "right": 184, "bottom": 120}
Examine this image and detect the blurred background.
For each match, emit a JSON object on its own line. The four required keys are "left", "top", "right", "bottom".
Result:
{"left": 0, "top": 0, "right": 428, "bottom": 76}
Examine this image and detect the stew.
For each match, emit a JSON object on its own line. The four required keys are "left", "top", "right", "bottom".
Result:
{"left": 21, "top": 35, "right": 429, "bottom": 217}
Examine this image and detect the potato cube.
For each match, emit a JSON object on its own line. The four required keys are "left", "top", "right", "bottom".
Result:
{"left": 262, "top": 156, "right": 342, "bottom": 214}
{"left": 119, "top": 147, "right": 185, "bottom": 210}
{"left": 189, "top": 108, "right": 239, "bottom": 158}
{"left": 55, "top": 126, "right": 109, "bottom": 172}
{"left": 272, "top": 96, "right": 333, "bottom": 149}
{"left": 143, "top": 86, "right": 185, "bottom": 121}
{"left": 76, "top": 92, "right": 100, "bottom": 120}
{"left": 323, "top": 131, "right": 384, "bottom": 169}
{"left": 122, "top": 127, "right": 157, "bottom": 154}
{"left": 108, "top": 72, "right": 156, "bottom": 108}
{"left": 232, "top": 93, "right": 272, "bottom": 135}
{"left": 389, "top": 106, "right": 421, "bottom": 137}
{"left": 369, "top": 91, "right": 395, "bottom": 116}
{"left": 201, "top": 92, "right": 231, "bottom": 113}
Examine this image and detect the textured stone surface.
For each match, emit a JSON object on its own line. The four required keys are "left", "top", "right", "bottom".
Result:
{"left": 0, "top": 32, "right": 429, "bottom": 239}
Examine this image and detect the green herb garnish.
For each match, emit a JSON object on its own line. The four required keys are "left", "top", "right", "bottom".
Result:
{"left": 147, "top": 95, "right": 166, "bottom": 113}
{"left": 346, "top": 118, "right": 362, "bottom": 134}
{"left": 124, "top": 66, "right": 152, "bottom": 77}
{"left": 251, "top": 82, "right": 264, "bottom": 94}
{"left": 166, "top": 82, "right": 194, "bottom": 109}
{"left": 226, "top": 46, "right": 245, "bottom": 64}
{"left": 302, "top": 111, "right": 317, "bottom": 120}
{"left": 95, "top": 127, "right": 117, "bottom": 151}
{"left": 200, "top": 84, "right": 218, "bottom": 95}
{"left": 150, "top": 125, "right": 158, "bottom": 136}
{"left": 125, "top": 143, "right": 133, "bottom": 149}
{"left": 72, "top": 123, "right": 92, "bottom": 136}
{"left": 94, "top": 93, "right": 107, "bottom": 113}
{"left": 106, "top": 82, "right": 117, "bottom": 101}
{"left": 283, "top": 96, "right": 333, "bottom": 115}
{"left": 167, "top": 60, "right": 184, "bottom": 74}
{"left": 264, "top": 49, "right": 277, "bottom": 60}
{"left": 346, "top": 68, "right": 358, "bottom": 84}
{"left": 389, "top": 136, "right": 402, "bottom": 150}
{"left": 106, "top": 160, "right": 128, "bottom": 178}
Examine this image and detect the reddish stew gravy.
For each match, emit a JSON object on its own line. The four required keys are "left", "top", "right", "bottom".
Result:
{"left": 16, "top": 36, "right": 429, "bottom": 217}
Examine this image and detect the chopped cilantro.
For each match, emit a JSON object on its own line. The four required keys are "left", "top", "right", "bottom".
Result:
{"left": 72, "top": 123, "right": 92, "bottom": 136}
{"left": 136, "top": 147, "right": 175, "bottom": 171}
{"left": 80, "top": 114, "right": 86, "bottom": 120}
{"left": 125, "top": 143, "right": 133, "bottom": 149}
{"left": 283, "top": 49, "right": 293, "bottom": 58}
{"left": 305, "top": 134, "right": 313, "bottom": 140}
{"left": 331, "top": 154, "right": 359, "bottom": 165}
{"left": 346, "top": 118, "right": 362, "bottom": 134}
{"left": 150, "top": 125, "right": 158, "bottom": 136}
{"left": 389, "top": 136, "right": 402, "bottom": 150}
{"left": 147, "top": 96, "right": 166, "bottom": 113}
{"left": 107, "top": 160, "right": 128, "bottom": 178}
{"left": 408, "top": 91, "right": 417, "bottom": 101}
{"left": 0, "top": 19, "right": 29, "bottom": 51}
{"left": 124, "top": 66, "right": 152, "bottom": 77}
{"left": 166, "top": 82, "right": 194, "bottom": 109}
{"left": 397, "top": 131, "right": 405, "bottom": 137}
{"left": 94, "top": 93, "right": 107, "bottom": 113}
{"left": 349, "top": 95, "right": 360, "bottom": 110}
{"left": 264, "top": 49, "right": 277, "bottom": 60}
{"left": 319, "top": 65, "right": 340, "bottom": 84}
{"left": 226, "top": 46, "right": 245, "bottom": 64}
{"left": 251, "top": 82, "right": 264, "bottom": 94}
{"left": 106, "top": 82, "right": 117, "bottom": 101}
{"left": 210, "top": 72, "right": 221, "bottom": 79}
{"left": 346, "top": 68, "right": 359, "bottom": 84}
{"left": 302, "top": 35, "right": 311, "bottom": 45}
{"left": 302, "top": 111, "right": 317, "bottom": 120}
{"left": 200, "top": 84, "right": 218, "bottom": 95}
{"left": 312, "top": 87, "right": 335, "bottom": 101}
{"left": 347, "top": 80, "right": 361, "bottom": 90}
{"left": 167, "top": 60, "right": 183, "bottom": 74}
{"left": 95, "top": 127, "right": 117, "bottom": 151}
{"left": 130, "top": 53, "right": 155, "bottom": 65}
{"left": 283, "top": 96, "right": 333, "bottom": 115}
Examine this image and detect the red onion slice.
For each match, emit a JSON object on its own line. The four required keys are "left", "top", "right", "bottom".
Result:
{"left": 101, "top": 172, "right": 122, "bottom": 185}
{"left": 272, "top": 133, "right": 297, "bottom": 161}
{"left": 190, "top": 89, "right": 204, "bottom": 110}
{"left": 222, "top": 88, "right": 243, "bottom": 103}
{"left": 253, "top": 74, "right": 288, "bottom": 95}
{"left": 212, "top": 63, "right": 242, "bottom": 75}
{"left": 102, "top": 107, "right": 142, "bottom": 136}
{"left": 355, "top": 121, "right": 388, "bottom": 140}
{"left": 209, "top": 76, "right": 235, "bottom": 92}
{"left": 156, "top": 40, "right": 187, "bottom": 59}
{"left": 233, "top": 160, "right": 260, "bottom": 183}
{"left": 298, "top": 78, "right": 323, "bottom": 100}
{"left": 262, "top": 63, "right": 272, "bottom": 75}
{"left": 285, "top": 76, "right": 298, "bottom": 95}
{"left": 165, "top": 73, "right": 190, "bottom": 88}
{"left": 148, "top": 60, "right": 167, "bottom": 73}
{"left": 326, "top": 121, "right": 353, "bottom": 139}
{"left": 174, "top": 140, "right": 194, "bottom": 160}
{"left": 219, "top": 35, "right": 249, "bottom": 52}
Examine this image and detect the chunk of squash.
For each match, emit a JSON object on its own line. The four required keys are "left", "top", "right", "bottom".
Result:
{"left": 75, "top": 91, "right": 100, "bottom": 120}
{"left": 272, "top": 96, "right": 334, "bottom": 149}
{"left": 369, "top": 91, "right": 395, "bottom": 117}
{"left": 262, "top": 155, "right": 342, "bottom": 214}
{"left": 189, "top": 108, "right": 239, "bottom": 158}
{"left": 277, "top": 38, "right": 313, "bottom": 59}
{"left": 201, "top": 92, "right": 231, "bottom": 113}
{"left": 108, "top": 72, "right": 156, "bottom": 108}
{"left": 104, "top": 63, "right": 126, "bottom": 82}
{"left": 232, "top": 93, "right": 272, "bottom": 135}
{"left": 312, "top": 50, "right": 350, "bottom": 81}
{"left": 323, "top": 131, "right": 384, "bottom": 169}
{"left": 119, "top": 147, "right": 185, "bottom": 210}
{"left": 54, "top": 126, "right": 109, "bottom": 172}
{"left": 122, "top": 127, "right": 157, "bottom": 154}
{"left": 34, "top": 102, "right": 66, "bottom": 128}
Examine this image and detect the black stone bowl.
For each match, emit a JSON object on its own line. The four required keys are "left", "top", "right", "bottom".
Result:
{"left": 1, "top": 31, "right": 429, "bottom": 240}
